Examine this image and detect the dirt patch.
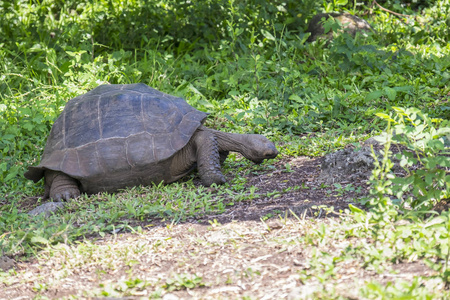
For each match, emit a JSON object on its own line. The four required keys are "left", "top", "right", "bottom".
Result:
{"left": 194, "top": 155, "right": 368, "bottom": 226}
{"left": 2, "top": 155, "right": 442, "bottom": 299}
{"left": 0, "top": 219, "right": 438, "bottom": 299}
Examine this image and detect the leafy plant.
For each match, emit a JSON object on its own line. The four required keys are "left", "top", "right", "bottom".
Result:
{"left": 162, "top": 273, "right": 205, "bottom": 291}
{"left": 376, "top": 107, "right": 450, "bottom": 211}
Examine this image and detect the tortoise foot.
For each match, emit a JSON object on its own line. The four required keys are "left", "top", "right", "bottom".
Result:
{"left": 202, "top": 171, "right": 226, "bottom": 187}
{"left": 51, "top": 188, "right": 80, "bottom": 201}
{"left": 45, "top": 170, "right": 81, "bottom": 201}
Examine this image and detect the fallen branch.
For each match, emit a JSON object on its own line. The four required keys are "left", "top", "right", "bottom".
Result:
{"left": 372, "top": 0, "right": 411, "bottom": 18}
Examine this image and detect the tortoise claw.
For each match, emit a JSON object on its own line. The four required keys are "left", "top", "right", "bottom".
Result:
{"left": 53, "top": 189, "right": 80, "bottom": 201}
{"left": 63, "top": 191, "right": 73, "bottom": 201}
{"left": 53, "top": 192, "right": 63, "bottom": 201}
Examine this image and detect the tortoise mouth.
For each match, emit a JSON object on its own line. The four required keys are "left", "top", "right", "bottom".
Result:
{"left": 266, "top": 151, "right": 278, "bottom": 159}
{"left": 253, "top": 149, "right": 278, "bottom": 164}
{"left": 264, "top": 147, "right": 279, "bottom": 159}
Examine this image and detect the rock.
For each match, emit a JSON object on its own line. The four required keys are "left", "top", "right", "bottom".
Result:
{"left": 0, "top": 256, "right": 15, "bottom": 271}
{"left": 306, "top": 13, "right": 374, "bottom": 42}
{"left": 317, "top": 136, "right": 411, "bottom": 184}
{"left": 28, "top": 202, "right": 66, "bottom": 217}
{"left": 317, "top": 147, "right": 378, "bottom": 184}
{"left": 363, "top": 136, "right": 382, "bottom": 147}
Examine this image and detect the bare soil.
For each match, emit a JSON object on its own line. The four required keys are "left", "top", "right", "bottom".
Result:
{"left": 0, "top": 155, "right": 440, "bottom": 299}
{"left": 194, "top": 155, "right": 364, "bottom": 225}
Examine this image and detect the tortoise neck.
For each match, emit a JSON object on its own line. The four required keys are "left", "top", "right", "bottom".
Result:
{"left": 209, "top": 129, "right": 249, "bottom": 155}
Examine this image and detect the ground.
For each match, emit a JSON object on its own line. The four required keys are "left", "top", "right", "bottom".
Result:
{"left": 0, "top": 154, "right": 442, "bottom": 299}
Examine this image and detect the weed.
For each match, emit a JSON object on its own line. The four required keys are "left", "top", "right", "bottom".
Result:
{"left": 162, "top": 273, "right": 206, "bottom": 291}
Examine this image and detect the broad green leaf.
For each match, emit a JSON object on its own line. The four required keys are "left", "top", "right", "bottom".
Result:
{"left": 425, "top": 216, "right": 446, "bottom": 227}
{"left": 393, "top": 85, "right": 414, "bottom": 92}
{"left": 289, "top": 94, "right": 303, "bottom": 102}
{"left": 384, "top": 87, "right": 397, "bottom": 101}
{"left": 436, "top": 156, "right": 450, "bottom": 167}
{"left": 348, "top": 204, "right": 364, "bottom": 214}
{"left": 336, "top": 0, "right": 348, "bottom": 5}
{"left": 427, "top": 139, "right": 445, "bottom": 151}
{"left": 392, "top": 107, "right": 406, "bottom": 114}
{"left": 425, "top": 172, "right": 435, "bottom": 185}
{"left": 22, "top": 122, "right": 35, "bottom": 132}
{"left": 365, "top": 90, "right": 383, "bottom": 101}
{"left": 252, "top": 117, "right": 267, "bottom": 125}
{"left": 30, "top": 236, "right": 49, "bottom": 245}
{"left": 375, "top": 113, "right": 395, "bottom": 122}
{"left": 261, "top": 29, "right": 275, "bottom": 41}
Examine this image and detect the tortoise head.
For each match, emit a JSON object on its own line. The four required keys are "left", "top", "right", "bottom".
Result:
{"left": 243, "top": 134, "right": 278, "bottom": 164}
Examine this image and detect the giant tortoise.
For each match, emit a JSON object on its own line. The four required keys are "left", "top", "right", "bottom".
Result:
{"left": 25, "top": 83, "right": 278, "bottom": 203}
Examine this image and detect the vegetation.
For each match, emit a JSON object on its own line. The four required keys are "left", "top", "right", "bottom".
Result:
{"left": 1, "top": 0, "right": 449, "bottom": 298}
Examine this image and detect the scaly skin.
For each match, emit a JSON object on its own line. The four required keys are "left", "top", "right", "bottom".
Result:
{"left": 44, "top": 170, "right": 80, "bottom": 201}
{"left": 195, "top": 128, "right": 226, "bottom": 186}
{"left": 211, "top": 129, "right": 278, "bottom": 164}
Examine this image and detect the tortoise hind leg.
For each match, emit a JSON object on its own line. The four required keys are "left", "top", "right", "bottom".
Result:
{"left": 44, "top": 170, "right": 81, "bottom": 201}
{"left": 195, "top": 129, "right": 226, "bottom": 186}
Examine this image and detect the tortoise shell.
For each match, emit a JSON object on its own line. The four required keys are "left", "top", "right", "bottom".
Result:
{"left": 25, "top": 83, "right": 207, "bottom": 193}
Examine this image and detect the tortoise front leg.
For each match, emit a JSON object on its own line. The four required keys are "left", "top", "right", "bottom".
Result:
{"left": 194, "top": 129, "right": 226, "bottom": 186}
{"left": 219, "top": 151, "right": 229, "bottom": 165}
{"left": 44, "top": 170, "right": 81, "bottom": 201}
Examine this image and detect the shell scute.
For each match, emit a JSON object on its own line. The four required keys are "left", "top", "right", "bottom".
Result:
{"left": 64, "top": 96, "right": 101, "bottom": 149}
{"left": 126, "top": 133, "right": 155, "bottom": 167}
{"left": 99, "top": 92, "right": 144, "bottom": 139}
{"left": 76, "top": 143, "right": 101, "bottom": 178}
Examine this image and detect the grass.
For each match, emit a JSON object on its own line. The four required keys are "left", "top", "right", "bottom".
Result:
{"left": 2, "top": 213, "right": 449, "bottom": 298}
{"left": 1, "top": 0, "right": 450, "bottom": 298}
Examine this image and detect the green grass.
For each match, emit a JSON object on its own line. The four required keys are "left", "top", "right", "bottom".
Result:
{"left": 1, "top": 0, "right": 450, "bottom": 298}
{"left": 2, "top": 0, "right": 449, "bottom": 196}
